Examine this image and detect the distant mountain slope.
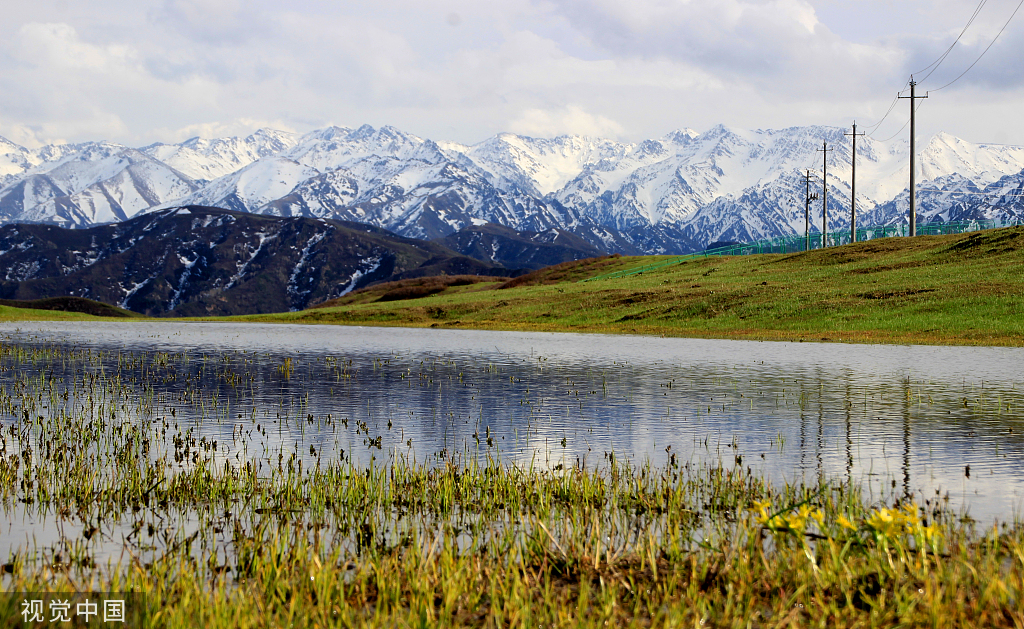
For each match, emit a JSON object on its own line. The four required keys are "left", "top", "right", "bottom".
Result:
{"left": 437, "top": 223, "right": 605, "bottom": 270}
{"left": 1, "top": 124, "right": 1023, "bottom": 257}
{"left": 141, "top": 129, "right": 299, "bottom": 181}
{"left": 0, "top": 142, "right": 197, "bottom": 226}
{"left": 0, "top": 206, "right": 505, "bottom": 316}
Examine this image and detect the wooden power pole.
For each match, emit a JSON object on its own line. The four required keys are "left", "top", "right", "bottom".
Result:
{"left": 804, "top": 170, "right": 818, "bottom": 251}
{"left": 845, "top": 122, "right": 865, "bottom": 243}
{"left": 899, "top": 79, "right": 928, "bottom": 237}
{"left": 816, "top": 142, "right": 834, "bottom": 246}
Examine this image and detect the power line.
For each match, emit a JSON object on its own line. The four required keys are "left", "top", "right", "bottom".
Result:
{"left": 865, "top": 84, "right": 918, "bottom": 139}
{"left": 845, "top": 123, "right": 865, "bottom": 242}
{"left": 861, "top": 94, "right": 902, "bottom": 135}
{"left": 871, "top": 97, "right": 925, "bottom": 143}
{"left": 803, "top": 170, "right": 818, "bottom": 251}
{"left": 866, "top": 0, "right": 1019, "bottom": 141}
{"left": 865, "top": 0, "right": 987, "bottom": 138}
{"left": 817, "top": 142, "right": 834, "bottom": 245}
{"left": 929, "top": 0, "right": 1024, "bottom": 92}
{"left": 872, "top": 116, "right": 911, "bottom": 143}
{"left": 899, "top": 81, "right": 928, "bottom": 236}
{"left": 915, "top": 0, "right": 989, "bottom": 83}
{"left": 872, "top": 97, "right": 929, "bottom": 143}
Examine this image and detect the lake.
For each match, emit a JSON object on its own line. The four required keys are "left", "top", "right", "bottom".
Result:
{"left": 1, "top": 320, "right": 1021, "bottom": 533}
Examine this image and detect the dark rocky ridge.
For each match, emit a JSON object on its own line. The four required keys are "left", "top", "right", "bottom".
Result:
{"left": 436, "top": 223, "right": 606, "bottom": 270}
{"left": 0, "top": 206, "right": 510, "bottom": 316}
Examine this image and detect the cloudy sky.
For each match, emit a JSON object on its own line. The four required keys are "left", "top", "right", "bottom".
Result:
{"left": 1, "top": 0, "right": 1023, "bottom": 148}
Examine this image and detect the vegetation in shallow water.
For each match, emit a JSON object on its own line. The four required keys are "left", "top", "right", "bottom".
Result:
{"left": 0, "top": 342, "right": 1022, "bottom": 627}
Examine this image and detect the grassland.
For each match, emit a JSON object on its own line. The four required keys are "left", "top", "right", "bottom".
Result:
{"left": 246, "top": 226, "right": 1024, "bottom": 346}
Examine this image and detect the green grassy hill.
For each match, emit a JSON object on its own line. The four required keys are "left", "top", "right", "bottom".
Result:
{"left": 0, "top": 297, "right": 144, "bottom": 321}
{"left": 247, "top": 226, "right": 1024, "bottom": 346}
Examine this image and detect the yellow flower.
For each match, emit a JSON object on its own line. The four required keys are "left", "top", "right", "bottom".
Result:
{"left": 866, "top": 508, "right": 898, "bottom": 537}
{"left": 810, "top": 509, "right": 825, "bottom": 527}
{"left": 922, "top": 523, "right": 943, "bottom": 545}
{"left": 836, "top": 515, "right": 857, "bottom": 531}
{"left": 753, "top": 500, "right": 773, "bottom": 524}
{"left": 901, "top": 502, "right": 921, "bottom": 526}
{"left": 785, "top": 510, "right": 808, "bottom": 532}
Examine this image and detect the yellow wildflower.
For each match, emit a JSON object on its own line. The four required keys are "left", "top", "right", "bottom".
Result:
{"left": 810, "top": 509, "right": 825, "bottom": 527}
{"left": 866, "top": 508, "right": 899, "bottom": 537}
{"left": 922, "top": 523, "right": 942, "bottom": 545}
{"left": 753, "top": 500, "right": 772, "bottom": 525}
{"left": 785, "top": 509, "right": 808, "bottom": 532}
{"left": 901, "top": 502, "right": 920, "bottom": 526}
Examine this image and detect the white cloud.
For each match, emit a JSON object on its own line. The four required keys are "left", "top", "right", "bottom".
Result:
{"left": 155, "top": 118, "right": 299, "bottom": 143}
{"left": 0, "top": 123, "right": 57, "bottom": 150}
{"left": 544, "top": 0, "right": 903, "bottom": 88}
{"left": 156, "top": 0, "right": 269, "bottom": 44}
{"left": 15, "top": 22, "right": 140, "bottom": 72}
{"left": 509, "top": 105, "right": 626, "bottom": 138}
{"left": 0, "top": 0, "right": 1021, "bottom": 148}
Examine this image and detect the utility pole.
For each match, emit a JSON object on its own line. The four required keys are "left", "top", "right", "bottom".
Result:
{"left": 845, "top": 122, "right": 865, "bottom": 243}
{"left": 804, "top": 170, "right": 818, "bottom": 251}
{"left": 899, "top": 78, "right": 927, "bottom": 237}
{"left": 816, "top": 142, "right": 834, "bottom": 246}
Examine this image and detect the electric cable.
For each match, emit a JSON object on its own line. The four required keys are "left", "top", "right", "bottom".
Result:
{"left": 861, "top": 95, "right": 901, "bottom": 133}
{"left": 861, "top": 83, "right": 912, "bottom": 139}
{"left": 872, "top": 117, "right": 911, "bottom": 143}
{"left": 870, "top": 99, "right": 925, "bottom": 142}
{"left": 914, "top": 0, "right": 988, "bottom": 83}
{"left": 929, "top": 0, "right": 1024, "bottom": 92}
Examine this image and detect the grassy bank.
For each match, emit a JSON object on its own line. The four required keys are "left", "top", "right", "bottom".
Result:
{"left": 247, "top": 226, "right": 1024, "bottom": 346}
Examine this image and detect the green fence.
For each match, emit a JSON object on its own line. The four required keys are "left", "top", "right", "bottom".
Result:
{"left": 582, "top": 217, "right": 1022, "bottom": 282}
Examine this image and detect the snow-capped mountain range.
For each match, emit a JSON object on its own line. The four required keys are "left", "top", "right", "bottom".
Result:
{"left": 2, "top": 124, "right": 1023, "bottom": 255}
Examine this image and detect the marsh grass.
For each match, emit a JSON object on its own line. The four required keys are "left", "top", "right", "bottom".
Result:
{"left": 0, "top": 342, "right": 1022, "bottom": 627}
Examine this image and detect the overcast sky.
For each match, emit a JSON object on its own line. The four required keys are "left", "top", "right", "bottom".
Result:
{"left": 2, "top": 0, "right": 1023, "bottom": 148}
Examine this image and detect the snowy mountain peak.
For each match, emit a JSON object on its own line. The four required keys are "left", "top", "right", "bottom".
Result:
{"left": 245, "top": 127, "right": 298, "bottom": 150}
{"left": 917, "top": 132, "right": 1024, "bottom": 186}
{"left": 1, "top": 123, "right": 1023, "bottom": 257}
{"left": 0, "top": 137, "right": 32, "bottom": 182}
{"left": 348, "top": 124, "right": 377, "bottom": 140}
{"left": 0, "top": 136, "right": 26, "bottom": 153}
{"left": 141, "top": 129, "right": 300, "bottom": 182}
{"left": 661, "top": 129, "right": 700, "bottom": 145}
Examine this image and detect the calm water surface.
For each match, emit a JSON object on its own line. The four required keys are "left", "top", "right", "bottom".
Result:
{"left": 1, "top": 321, "right": 1023, "bottom": 528}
